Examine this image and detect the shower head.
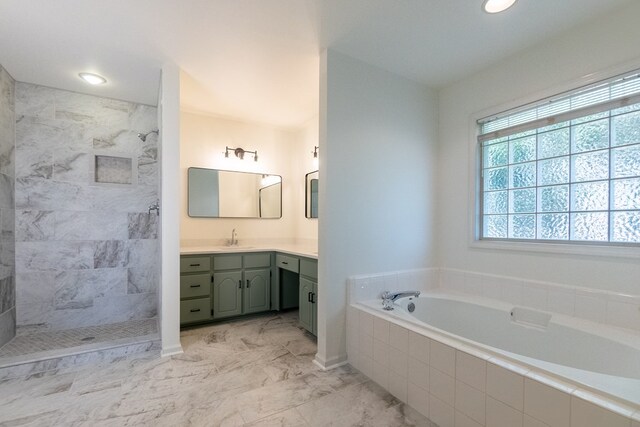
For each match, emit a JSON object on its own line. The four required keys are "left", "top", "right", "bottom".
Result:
{"left": 137, "top": 130, "right": 159, "bottom": 142}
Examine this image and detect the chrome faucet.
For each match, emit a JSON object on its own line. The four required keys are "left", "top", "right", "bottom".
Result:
{"left": 381, "top": 290, "right": 420, "bottom": 311}
{"left": 148, "top": 200, "right": 160, "bottom": 216}
{"left": 228, "top": 228, "right": 238, "bottom": 246}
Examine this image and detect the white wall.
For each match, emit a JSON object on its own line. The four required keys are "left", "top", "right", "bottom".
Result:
{"left": 317, "top": 50, "right": 438, "bottom": 367}
{"left": 160, "top": 63, "right": 182, "bottom": 356}
{"left": 180, "top": 111, "right": 306, "bottom": 245}
{"left": 291, "top": 116, "right": 319, "bottom": 242}
{"left": 437, "top": 2, "right": 640, "bottom": 295}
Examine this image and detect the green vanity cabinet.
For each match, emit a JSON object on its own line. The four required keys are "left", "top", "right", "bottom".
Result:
{"left": 298, "top": 257, "right": 318, "bottom": 335}
{"left": 180, "top": 255, "right": 214, "bottom": 325}
{"left": 243, "top": 268, "right": 271, "bottom": 314}
{"left": 299, "top": 276, "right": 317, "bottom": 335}
{"left": 212, "top": 270, "right": 243, "bottom": 319}
{"left": 211, "top": 253, "right": 271, "bottom": 320}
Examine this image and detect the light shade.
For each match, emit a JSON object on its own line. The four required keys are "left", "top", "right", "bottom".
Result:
{"left": 482, "top": 0, "right": 517, "bottom": 13}
{"left": 78, "top": 72, "right": 107, "bottom": 85}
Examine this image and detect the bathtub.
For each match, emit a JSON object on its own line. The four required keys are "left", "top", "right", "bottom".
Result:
{"left": 349, "top": 291, "right": 640, "bottom": 424}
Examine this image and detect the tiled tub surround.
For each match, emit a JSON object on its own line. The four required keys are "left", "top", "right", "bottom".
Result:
{"left": 0, "top": 64, "right": 16, "bottom": 348}
{"left": 347, "top": 271, "right": 640, "bottom": 426}
{"left": 438, "top": 268, "right": 640, "bottom": 333}
{"left": 13, "top": 83, "right": 159, "bottom": 331}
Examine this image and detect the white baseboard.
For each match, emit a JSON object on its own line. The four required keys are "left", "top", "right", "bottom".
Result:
{"left": 160, "top": 344, "right": 183, "bottom": 357}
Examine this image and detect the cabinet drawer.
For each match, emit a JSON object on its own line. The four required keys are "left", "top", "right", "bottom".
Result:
{"left": 180, "top": 298, "right": 210, "bottom": 324}
{"left": 244, "top": 253, "right": 271, "bottom": 269}
{"left": 276, "top": 254, "right": 299, "bottom": 273}
{"left": 180, "top": 274, "right": 211, "bottom": 299}
{"left": 180, "top": 256, "right": 211, "bottom": 273}
{"left": 300, "top": 258, "right": 317, "bottom": 280}
{"left": 213, "top": 255, "right": 242, "bottom": 271}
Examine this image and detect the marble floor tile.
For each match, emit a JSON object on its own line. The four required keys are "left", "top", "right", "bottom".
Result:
{"left": 284, "top": 336, "right": 319, "bottom": 356}
{"left": 245, "top": 407, "right": 309, "bottom": 427}
{"left": 296, "top": 380, "right": 433, "bottom": 427}
{"left": 0, "top": 311, "right": 432, "bottom": 427}
{"left": 235, "top": 373, "right": 336, "bottom": 424}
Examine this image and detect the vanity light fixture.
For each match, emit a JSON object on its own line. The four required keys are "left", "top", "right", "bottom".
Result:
{"left": 225, "top": 146, "right": 258, "bottom": 162}
{"left": 78, "top": 72, "right": 107, "bottom": 85}
{"left": 312, "top": 146, "right": 319, "bottom": 158}
{"left": 482, "top": 0, "right": 517, "bottom": 13}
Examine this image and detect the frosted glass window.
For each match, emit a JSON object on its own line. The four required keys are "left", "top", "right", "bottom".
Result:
{"left": 479, "top": 74, "right": 640, "bottom": 245}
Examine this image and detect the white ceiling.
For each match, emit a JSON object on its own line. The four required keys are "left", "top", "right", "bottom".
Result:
{"left": 0, "top": 0, "right": 633, "bottom": 128}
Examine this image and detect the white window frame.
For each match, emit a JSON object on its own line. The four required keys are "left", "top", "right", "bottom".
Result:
{"left": 468, "top": 62, "right": 640, "bottom": 259}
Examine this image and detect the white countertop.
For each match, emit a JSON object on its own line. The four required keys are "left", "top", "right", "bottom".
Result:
{"left": 180, "top": 243, "right": 318, "bottom": 259}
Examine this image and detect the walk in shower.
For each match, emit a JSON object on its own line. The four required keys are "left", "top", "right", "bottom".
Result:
{"left": 0, "top": 69, "right": 161, "bottom": 376}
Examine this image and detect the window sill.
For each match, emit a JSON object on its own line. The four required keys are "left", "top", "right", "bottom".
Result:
{"left": 469, "top": 239, "right": 640, "bottom": 259}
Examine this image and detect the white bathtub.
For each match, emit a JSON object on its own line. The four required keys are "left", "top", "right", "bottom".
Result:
{"left": 358, "top": 292, "right": 640, "bottom": 408}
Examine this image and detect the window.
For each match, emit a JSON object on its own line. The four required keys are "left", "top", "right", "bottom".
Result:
{"left": 478, "top": 70, "right": 640, "bottom": 244}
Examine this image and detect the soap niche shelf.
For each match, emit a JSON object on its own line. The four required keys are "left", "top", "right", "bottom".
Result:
{"left": 93, "top": 154, "right": 136, "bottom": 185}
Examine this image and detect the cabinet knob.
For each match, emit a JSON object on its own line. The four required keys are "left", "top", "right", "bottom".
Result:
{"left": 238, "top": 280, "right": 242, "bottom": 289}
{"left": 246, "top": 280, "right": 251, "bottom": 288}
{"left": 308, "top": 291, "right": 312, "bottom": 302}
{"left": 190, "top": 284, "right": 201, "bottom": 288}
{"left": 189, "top": 263, "right": 200, "bottom": 267}
{"left": 190, "top": 308, "right": 201, "bottom": 313}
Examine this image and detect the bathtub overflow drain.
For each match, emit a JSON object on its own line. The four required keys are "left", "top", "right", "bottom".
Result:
{"left": 407, "top": 302, "right": 415, "bottom": 313}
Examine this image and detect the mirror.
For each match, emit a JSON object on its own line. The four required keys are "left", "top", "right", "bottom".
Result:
{"left": 305, "top": 170, "right": 319, "bottom": 218}
{"left": 188, "top": 167, "right": 282, "bottom": 218}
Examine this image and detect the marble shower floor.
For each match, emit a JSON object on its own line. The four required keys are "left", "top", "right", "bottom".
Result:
{"left": 0, "top": 319, "right": 158, "bottom": 364}
{"left": 0, "top": 310, "right": 435, "bottom": 426}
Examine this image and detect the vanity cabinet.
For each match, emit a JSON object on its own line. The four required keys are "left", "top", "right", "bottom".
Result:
{"left": 180, "top": 252, "right": 272, "bottom": 325}
{"left": 212, "top": 253, "right": 271, "bottom": 320}
{"left": 212, "top": 270, "right": 242, "bottom": 319}
{"left": 180, "top": 255, "right": 214, "bottom": 325}
{"left": 298, "top": 257, "right": 318, "bottom": 335}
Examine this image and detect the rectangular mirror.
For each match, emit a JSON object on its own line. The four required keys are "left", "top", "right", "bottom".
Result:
{"left": 188, "top": 167, "right": 282, "bottom": 218}
{"left": 305, "top": 170, "right": 319, "bottom": 218}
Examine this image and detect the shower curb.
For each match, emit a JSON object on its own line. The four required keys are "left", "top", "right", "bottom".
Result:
{"left": 0, "top": 334, "right": 160, "bottom": 380}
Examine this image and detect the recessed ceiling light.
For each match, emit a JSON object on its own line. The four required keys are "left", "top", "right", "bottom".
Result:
{"left": 482, "top": 0, "right": 517, "bottom": 13}
{"left": 78, "top": 72, "right": 107, "bottom": 85}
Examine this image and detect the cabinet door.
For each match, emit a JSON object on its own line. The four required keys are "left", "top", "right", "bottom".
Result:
{"left": 312, "top": 281, "right": 318, "bottom": 336}
{"left": 299, "top": 277, "right": 314, "bottom": 334}
{"left": 213, "top": 271, "right": 242, "bottom": 319}
{"left": 244, "top": 268, "right": 270, "bottom": 314}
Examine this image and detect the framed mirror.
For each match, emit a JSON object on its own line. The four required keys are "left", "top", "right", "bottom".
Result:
{"left": 305, "top": 170, "right": 319, "bottom": 218}
{"left": 188, "top": 167, "right": 282, "bottom": 218}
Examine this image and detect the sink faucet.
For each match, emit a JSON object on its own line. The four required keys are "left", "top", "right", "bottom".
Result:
{"left": 381, "top": 290, "right": 420, "bottom": 311}
{"left": 228, "top": 228, "right": 238, "bottom": 246}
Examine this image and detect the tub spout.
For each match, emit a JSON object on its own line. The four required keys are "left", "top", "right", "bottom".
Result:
{"left": 381, "top": 290, "right": 420, "bottom": 311}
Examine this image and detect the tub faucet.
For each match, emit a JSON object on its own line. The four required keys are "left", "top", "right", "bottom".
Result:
{"left": 228, "top": 228, "right": 238, "bottom": 246}
{"left": 381, "top": 290, "right": 420, "bottom": 311}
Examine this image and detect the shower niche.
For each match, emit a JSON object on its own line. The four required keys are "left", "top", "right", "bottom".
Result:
{"left": 94, "top": 154, "right": 135, "bottom": 185}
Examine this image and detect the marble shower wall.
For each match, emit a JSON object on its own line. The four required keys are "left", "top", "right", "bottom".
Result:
{"left": 14, "top": 83, "right": 159, "bottom": 331}
{"left": 0, "top": 66, "right": 16, "bottom": 346}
